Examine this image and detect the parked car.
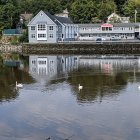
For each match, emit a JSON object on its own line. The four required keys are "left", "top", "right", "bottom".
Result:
{"left": 96, "top": 37, "right": 106, "bottom": 42}
{"left": 96, "top": 38, "right": 102, "bottom": 42}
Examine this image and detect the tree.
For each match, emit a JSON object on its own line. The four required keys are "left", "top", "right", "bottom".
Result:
{"left": 98, "top": 0, "right": 117, "bottom": 22}
{"left": 123, "top": 0, "right": 140, "bottom": 22}
{"left": 114, "top": 0, "right": 126, "bottom": 14}
{"left": 0, "top": 2, "right": 18, "bottom": 32}
{"left": 70, "top": 0, "right": 98, "bottom": 23}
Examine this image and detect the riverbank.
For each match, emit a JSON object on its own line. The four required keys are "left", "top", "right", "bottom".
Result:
{"left": 1, "top": 42, "right": 140, "bottom": 55}
{"left": 22, "top": 42, "right": 140, "bottom": 55}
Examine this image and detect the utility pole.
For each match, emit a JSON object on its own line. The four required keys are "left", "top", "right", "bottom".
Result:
{"left": 135, "top": 9, "right": 137, "bottom": 23}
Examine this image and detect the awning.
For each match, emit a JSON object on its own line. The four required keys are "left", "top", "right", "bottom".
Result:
{"left": 101, "top": 23, "right": 113, "bottom": 27}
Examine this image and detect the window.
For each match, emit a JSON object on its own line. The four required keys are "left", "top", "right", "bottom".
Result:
{"left": 38, "top": 24, "right": 46, "bottom": 31}
{"left": 102, "top": 27, "right": 106, "bottom": 31}
{"left": 38, "top": 61, "right": 46, "bottom": 65}
{"left": 102, "top": 27, "right": 112, "bottom": 31}
{"left": 49, "top": 26, "right": 53, "bottom": 30}
{"left": 38, "top": 34, "right": 46, "bottom": 38}
{"left": 31, "top": 34, "right": 35, "bottom": 38}
{"left": 32, "top": 60, "right": 36, "bottom": 64}
{"left": 49, "top": 34, "right": 53, "bottom": 38}
{"left": 31, "top": 26, "right": 35, "bottom": 30}
{"left": 109, "top": 27, "right": 112, "bottom": 31}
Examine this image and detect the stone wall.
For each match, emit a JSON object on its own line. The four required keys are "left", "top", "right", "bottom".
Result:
{"left": 22, "top": 43, "right": 140, "bottom": 55}
{"left": 0, "top": 44, "right": 22, "bottom": 53}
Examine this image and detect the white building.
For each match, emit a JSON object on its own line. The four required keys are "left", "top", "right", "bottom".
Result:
{"left": 28, "top": 10, "right": 78, "bottom": 43}
{"left": 78, "top": 23, "right": 140, "bottom": 41}
{"left": 107, "top": 12, "right": 130, "bottom": 23}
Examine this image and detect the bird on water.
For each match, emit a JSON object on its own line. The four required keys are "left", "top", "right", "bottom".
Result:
{"left": 78, "top": 84, "right": 83, "bottom": 90}
{"left": 16, "top": 81, "right": 23, "bottom": 88}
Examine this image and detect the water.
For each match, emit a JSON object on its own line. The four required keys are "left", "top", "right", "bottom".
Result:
{"left": 0, "top": 54, "right": 140, "bottom": 140}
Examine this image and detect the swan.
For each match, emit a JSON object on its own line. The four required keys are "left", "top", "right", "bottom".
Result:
{"left": 78, "top": 84, "right": 83, "bottom": 90}
{"left": 16, "top": 81, "right": 23, "bottom": 88}
{"left": 138, "top": 86, "right": 140, "bottom": 90}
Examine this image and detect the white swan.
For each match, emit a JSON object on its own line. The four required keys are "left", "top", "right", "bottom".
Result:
{"left": 78, "top": 84, "right": 83, "bottom": 90}
{"left": 138, "top": 86, "right": 140, "bottom": 90}
{"left": 16, "top": 81, "right": 23, "bottom": 88}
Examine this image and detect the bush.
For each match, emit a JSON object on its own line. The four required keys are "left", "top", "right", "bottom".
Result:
{"left": 11, "top": 36, "right": 19, "bottom": 45}
{"left": 18, "top": 31, "right": 28, "bottom": 43}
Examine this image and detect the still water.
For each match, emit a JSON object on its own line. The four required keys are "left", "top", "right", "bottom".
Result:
{"left": 0, "top": 54, "right": 140, "bottom": 140}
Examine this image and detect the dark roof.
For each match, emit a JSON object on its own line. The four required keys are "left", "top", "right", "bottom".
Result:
{"left": 45, "top": 11, "right": 73, "bottom": 25}
{"left": 45, "top": 12, "right": 61, "bottom": 26}
{"left": 54, "top": 16, "right": 73, "bottom": 24}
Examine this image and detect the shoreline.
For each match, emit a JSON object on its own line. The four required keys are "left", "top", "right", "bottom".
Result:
{"left": 22, "top": 42, "right": 140, "bottom": 55}
{"left": 0, "top": 41, "right": 140, "bottom": 55}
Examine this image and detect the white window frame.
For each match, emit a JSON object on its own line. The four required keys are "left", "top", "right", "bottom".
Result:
{"left": 49, "top": 34, "right": 53, "bottom": 38}
{"left": 31, "top": 26, "right": 35, "bottom": 30}
{"left": 49, "top": 26, "right": 53, "bottom": 30}
{"left": 38, "top": 24, "right": 46, "bottom": 31}
{"left": 31, "top": 34, "right": 35, "bottom": 38}
{"left": 37, "top": 24, "right": 47, "bottom": 40}
{"left": 38, "top": 34, "right": 46, "bottom": 38}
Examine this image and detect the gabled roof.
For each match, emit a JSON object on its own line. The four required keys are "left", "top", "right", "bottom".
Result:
{"left": 28, "top": 10, "right": 74, "bottom": 26}
{"left": 54, "top": 16, "right": 73, "bottom": 24}
{"left": 45, "top": 11, "right": 73, "bottom": 25}
{"left": 107, "top": 12, "right": 121, "bottom": 19}
{"left": 20, "top": 13, "right": 33, "bottom": 21}
{"left": 44, "top": 12, "right": 61, "bottom": 26}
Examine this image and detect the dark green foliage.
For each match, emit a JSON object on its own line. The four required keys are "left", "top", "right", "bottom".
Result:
{"left": 0, "top": 0, "right": 140, "bottom": 32}
{"left": 18, "top": 31, "right": 28, "bottom": 43}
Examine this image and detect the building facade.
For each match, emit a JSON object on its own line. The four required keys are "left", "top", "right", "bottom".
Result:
{"left": 28, "top": 10, "right": 140, "bottom": 43}
{"left": 107, "top": 12, "right": 130, "bottom": 23}
{"left": 78, "top": 23, "right": 140, "bottom": 41}
{"left": 28, "top": 10, "right": 78, "bottom": 43}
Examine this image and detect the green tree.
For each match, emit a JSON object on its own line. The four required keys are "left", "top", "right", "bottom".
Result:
{"left": 70, "top": 0, "right": 98, "bottom": 23}
{"left": 98, "top": 0, "right": 117, "bottom": 22}
{"left": 0, "top": 2, "right": 18, "bottom": 32}
{"left": 123, "top": 0, "right": 140, "bottom": 22}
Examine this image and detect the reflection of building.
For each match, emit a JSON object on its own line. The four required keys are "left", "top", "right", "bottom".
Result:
{"left": 29, "top": 55, "right": 79, "bottom": 82}
{"left": 79, "top": 56, "right": 139, "bottom": 74}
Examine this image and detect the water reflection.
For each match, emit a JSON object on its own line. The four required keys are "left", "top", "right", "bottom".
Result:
{"left": 1, "top": 54, "right": 140, "bottom": 140}
{"left": 29, "top": 55, "right": 140, "bottom": 103}
{"left": 0, "top": 53, "right": 34, "bottom": 102}
{"left": 29, "top": 55, "right": 79, "bottom": 85}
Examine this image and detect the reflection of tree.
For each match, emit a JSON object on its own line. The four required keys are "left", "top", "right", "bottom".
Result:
{"left": 67, "top": 68, "right": 129, "bottom": 103}
{"left": 0, "top": 66, "right": 34, "bottom": 103}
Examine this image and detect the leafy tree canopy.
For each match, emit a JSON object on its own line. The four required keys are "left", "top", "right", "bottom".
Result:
{"left": 0, "top": 0, "right": 140, "bottom": 32}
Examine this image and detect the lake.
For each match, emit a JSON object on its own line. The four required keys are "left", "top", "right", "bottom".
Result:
{"left": 0, "top": 54, "right": 140, "bottom": 140}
